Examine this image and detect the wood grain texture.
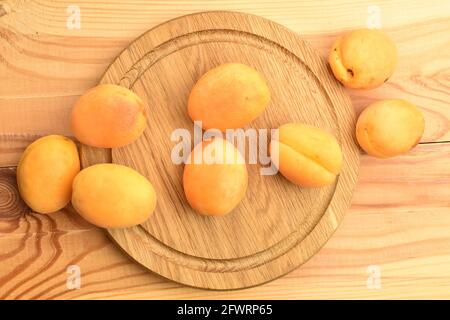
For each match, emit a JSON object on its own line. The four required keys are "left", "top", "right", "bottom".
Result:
{"left": 0, "top": 143, "right": 449, "bottom": 299}
{"left": 0, "top": 0, "right": 448, "bottom": 144}
{"left": 0, "top": 0, "right": 449, "bottom": 298}
{"left": 79, "top": 11, "right": 359, "bottom": 290}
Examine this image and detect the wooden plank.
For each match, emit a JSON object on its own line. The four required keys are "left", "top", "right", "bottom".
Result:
{"left": 0, "top": 143, "right": 449, "bottom": 299}
{"left": 1, "top": 0, "right": 449, "bottom": 299}
{"left": 0, "top": 0, "right": 449, "bottom": 143}
{"left": 3, "top": 1, "right": 450, "bottom": 37}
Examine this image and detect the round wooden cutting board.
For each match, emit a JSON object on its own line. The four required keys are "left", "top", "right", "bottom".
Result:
{"left": 81, "top": 11, "right": 360, "bottom": 290}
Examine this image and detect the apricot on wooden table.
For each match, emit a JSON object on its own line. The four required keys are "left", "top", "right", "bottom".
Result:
{"left": 188, "top": 63, "right": 270, "bottom": 131}
{"left": 71, "top": 163, "right": 157, "bottom": 229}
{"left": 71, "top": 84, "right": 147, "bottom": 148}
{"left": 356, "top": 99, "right": 424, "bottom": 158}
{"left": 270, "top": 123, "right": 343, "bottom": 187}
{"left": 329, "top": 28, "right": 397, "bottom": 89}
{"left": 183, "top": 138, "right": 248, "bottom": 216}
{"left": 17, "top": 135, "right": 80, "bottom": 214}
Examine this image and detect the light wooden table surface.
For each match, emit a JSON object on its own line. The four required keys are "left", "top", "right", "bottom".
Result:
{"left": 0, "top": 0, "right": 449, "bottom": 299}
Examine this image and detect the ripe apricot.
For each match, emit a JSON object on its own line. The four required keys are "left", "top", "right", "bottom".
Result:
{"left": 72, "top": 163, "right": 157, "bottom": 229}
{"left": 356, "top": 99, "right": 424, "bottom": 158}
{"left": 329, "top": 28, "right": 397, "bottom": 89}
{"left": 71, "top": 84, "right": 147, "bottom": 148}
{"left": 183, "top": 138, "right": 248, "bottom": 216}
{"left": 17, "top": 135, "right": 80, "bottom": 214}
{"left": 188, "top": 63, "right": 270, "bottom": 131}
{"left": 270, "top": 123, "right": 343, "bottom": 187}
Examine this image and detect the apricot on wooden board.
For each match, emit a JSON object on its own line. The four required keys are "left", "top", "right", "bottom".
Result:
{"left": 270, "top": 123, "right": 343, "bottom": 187}
{"left": 183, "top": 138, "right": 248, "bottom": 216}
{"left": 17, "top": 135, "right": 80, "bottom": 214}
{"left": 71, "top": 84, "right": 147, "bottom": 148}
{"left": 188, "top": 63, "right": 270, "bottom": 131}
{"left": 329, "top": 28, "right": 397, "bottom": 89}
{"left": 356, "top": 99, "right": 424, "bottom": 158}
{"left": 72, "top": 163, "right": 157, "bottom": 229}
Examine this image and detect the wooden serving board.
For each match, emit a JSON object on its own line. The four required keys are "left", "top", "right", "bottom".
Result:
{"left": 81, "top": 11, "right": 360, "bottom": 290}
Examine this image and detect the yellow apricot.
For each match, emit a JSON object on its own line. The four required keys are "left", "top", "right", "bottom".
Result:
{"left": 183, "top": 138, "right": 248, "bottom": 216}
{"left": 71, "top": 84, "right": 147, "bottom": 148}
{"left": 329, "top": 28, "right": 397, "bottom": 89}
{"left": 72, "top": 163, "right": 157, "bottom": 229}
{"left": 188, "top": 63, "right": 270, "bottom": 131}
{"left": 17, "top": 135, "right": 80, "bottom": 214}
{"left": 356, "top": 99, "right": 424, "bottom": 158}
{"left": 270, "top": 123, "right": 343, "bottom": 187}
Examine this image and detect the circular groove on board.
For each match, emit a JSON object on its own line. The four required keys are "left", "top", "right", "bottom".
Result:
{"left": 116, "top": 28, "right": 339, "bottom": 267}
{"left": 81, "top": 11, "right": 360, "bottom": 289}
